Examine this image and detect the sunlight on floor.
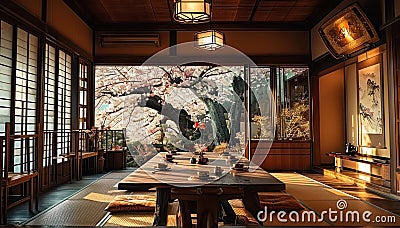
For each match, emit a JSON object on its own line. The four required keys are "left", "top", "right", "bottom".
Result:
{"left": 105, "top": 213, "right": 177, "bottom": 227}
{"left": 270, "top": 173, "right": 321, "bottom": 187}
{"left": 83, "top": 192, "right": 118, "bottom": 203}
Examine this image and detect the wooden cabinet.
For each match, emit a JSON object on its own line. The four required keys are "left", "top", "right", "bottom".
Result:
{"left": 250, "top": 140, "right": 311, "bottom": 171}
{"left": 105, "top": 149, "right": 127, "bottom": 170}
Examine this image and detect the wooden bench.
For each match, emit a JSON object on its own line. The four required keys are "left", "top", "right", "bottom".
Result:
{"left": 97, "top": 129, "right": 127, "bottom": 170}
{"left": 69, "top": 151, "right": 98, "bottom": 181}
{"left": 0, "top": 123, "right": 39, "bottom": 224}
{"left": 56, "top": 153, "right": 75, "bottom": 183}
{"left": 3, "top": 172, "right": 38, "bottom": 208}
{"left": 329, "top": 152, "right": 390, "bottom": 181}
{"left": 71, "top": 130, "right": 100, "bottom": 181}
{"left": 80, "top": 151, "right": 98, "bottom": 177}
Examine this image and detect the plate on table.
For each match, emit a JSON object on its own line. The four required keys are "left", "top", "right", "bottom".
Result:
{"left": 221, "top": 152, "right": 230, "bottom": 156}
{"left": 227, "top": 158, "right": 238, "bottom": 163}
{"left": 153, "top": 166, "right": 171, "bottom": 171}
{"left": 193, "top": 151, "right": 206, "bottom": 155}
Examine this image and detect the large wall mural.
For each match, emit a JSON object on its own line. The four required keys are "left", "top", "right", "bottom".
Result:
{"left": 95, "top": 65, "right": 253, "bottom": 165}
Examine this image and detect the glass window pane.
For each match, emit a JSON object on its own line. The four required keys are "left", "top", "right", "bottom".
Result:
{"left": 249, "top": 67, "right": 273, "bottom": 139}
{"left": 248, "top": 67, "right": 310, "bottom": 140}
{"left": 276, "top": 67, "right": 310, "bottom": 140}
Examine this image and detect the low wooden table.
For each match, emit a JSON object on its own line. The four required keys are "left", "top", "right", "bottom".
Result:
{"left": 118, "top": 152, "right": 285, "bottom": 227}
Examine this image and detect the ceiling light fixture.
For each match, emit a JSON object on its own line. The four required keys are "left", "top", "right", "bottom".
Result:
{"left": 173, "top": 0, "right": 211, "bottom": 24}
{"left": 194, "top": 30, "right": 224, "bottom": 51}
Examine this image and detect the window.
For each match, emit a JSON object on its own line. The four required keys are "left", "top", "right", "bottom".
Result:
{"left": 0, "top": 21, "right": 13, "bottom": 135}
{"left": 14, "top": 29, "right": 38, "bottom": 135}
{"left": 249, "top": 67, "right": 310, "bottom": 140}
{"left": 43, "top": 44, "right": 57, "bottom": 167}
{"left": 57, "top": 50, "right": 72, "bottom": 160}
{"left": 44, "top": 44, "right": 56, "bottom": 132}
{"left": 43, "top": 45, "right": 72, "bottom": 164}
{"left": 79, "top": 61, "right": 88, "bottom": 129}
{"left": 95, "top": 65, "right": 246, "bottom": 165}
{"left": 249, "top": 67, "right": 273, "bottom": 139}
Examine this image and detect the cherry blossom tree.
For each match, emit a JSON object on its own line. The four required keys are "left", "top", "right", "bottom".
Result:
{"left": 95, "top": 65, "right": 247, "bottom": 153}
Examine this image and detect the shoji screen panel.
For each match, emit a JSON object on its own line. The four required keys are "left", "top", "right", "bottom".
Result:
{"left": 0, "top": 21, "right": 13, "bottom": 135}
{"left": 79, "top": 62, "right": 88, "bottom": 129}
{"left": 14, "top": 28, "right": 38, "bottom": 172}
{"left": 43, "top": 44, "right": 57, "bottom": 167}
{"left": 57, "top": 50, "right": 72, "bottom": 162}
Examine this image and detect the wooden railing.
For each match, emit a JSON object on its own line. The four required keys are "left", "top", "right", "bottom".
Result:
{"left": 71, "top": 130, "right": 99, "bottom": 181}
{"left": 97, "top": 129, "right": 127, "bottom": 151}
{"left": 42, "top": 130, "right": 73, "bottom": 188}
{"left": 0, "top": 122, "right": 39, "bottom": 224}
{"left": 70, "top": 129, "right": 128, "bottom": 176}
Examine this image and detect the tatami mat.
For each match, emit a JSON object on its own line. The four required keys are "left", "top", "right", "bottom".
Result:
{"left": 104, "top": 213, "right": 178, "bottom": 227}
{"left": 70, "top": 178, "right": 123, "bottom": 200}
{"left": 26, "top": 171, "right": 132, "bottom": 226}
{"left": 25, "top": 171, "right": 400, "bottom": 227}
{"left": 26, "top": 200, "right": 108, "bottom": 226}
{"left": 101, "top": 170, "right": 135, "bottom": 179}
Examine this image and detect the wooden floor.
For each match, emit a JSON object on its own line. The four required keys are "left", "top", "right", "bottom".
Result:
{"left": 5, "top": 170, "right": 400, "bottom": 226}
{"left": 302, "top": 171, "right": 400, "bottom": 216}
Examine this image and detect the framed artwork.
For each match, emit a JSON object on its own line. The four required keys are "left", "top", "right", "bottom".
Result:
{"left": 319, "top": 3, "right": 379, "bottom": 59}
{"left": 358, "top": 56, "right": 384, "bottom": 147}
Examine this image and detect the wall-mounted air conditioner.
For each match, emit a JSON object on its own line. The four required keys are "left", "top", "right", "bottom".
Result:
{"left": 100, "top": 34, "right": 160, "bottom": 47}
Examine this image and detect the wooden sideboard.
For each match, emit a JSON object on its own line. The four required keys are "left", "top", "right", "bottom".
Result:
{"left": 249, "top": 140, "right": 311, "bottom": 171}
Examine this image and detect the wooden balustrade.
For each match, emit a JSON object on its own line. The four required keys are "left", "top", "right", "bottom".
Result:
{"left": 0, "top": 123, "right": 39, "bottom": 224}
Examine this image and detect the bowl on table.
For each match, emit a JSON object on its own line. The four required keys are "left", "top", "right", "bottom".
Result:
{"left": 214, "top": 166, "right": 223, "bottom": 175}
{"left": 164, "top": 154, "right": 174, "bottom": 161}
{"left": 155, "top": 163, "right": 168, "bottom": 170}
{"left": 197, "top": 171, "right": 210, "bottom": 180}
{"left": 231, "top": 162, "right": 248, "bottom": 171}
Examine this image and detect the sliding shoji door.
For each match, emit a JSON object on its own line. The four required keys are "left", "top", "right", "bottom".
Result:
{"left": 42, "top": 44, "right": 72, "bottom": 186}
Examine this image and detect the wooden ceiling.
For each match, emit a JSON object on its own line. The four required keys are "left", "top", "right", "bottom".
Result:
{"left": 64, "top": 0, "right": 343, "bottom": 31}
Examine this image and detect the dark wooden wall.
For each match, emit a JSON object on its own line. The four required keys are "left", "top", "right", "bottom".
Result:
{"left": 250, "top": 140, "right": 311, "bottom": 171}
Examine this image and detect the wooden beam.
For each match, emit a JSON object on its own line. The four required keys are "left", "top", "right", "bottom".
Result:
{"left": 0, "top": 0, "right": 93, "bottom": 60}
{"left": 167, "top": 0, "right": 174, "bottom": 22}
{"left": 95, "top": 21, "right": 309, "bottom": 32}
{"left": 249, "top": 0, "right": 261, "bottom": 22}
{"left": 41, "top": 0, "right": 47, "bottom": 22}
{"left": 0, "top": 0, "right": 46, "bottom": 31}
{"left": 169, "top": 30, "right": 177, "bottom": 56}
{"left": 62, "top": 0, "right": 95, "bottom": 29}
{"left": 307, "top": 0, "right": 343, "bottom": 29}
{"left": 94, "top": 55, "right": 310, "bottom": 66}
{"left": 46, "top": 26, "right": 93, "bottom": 61}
